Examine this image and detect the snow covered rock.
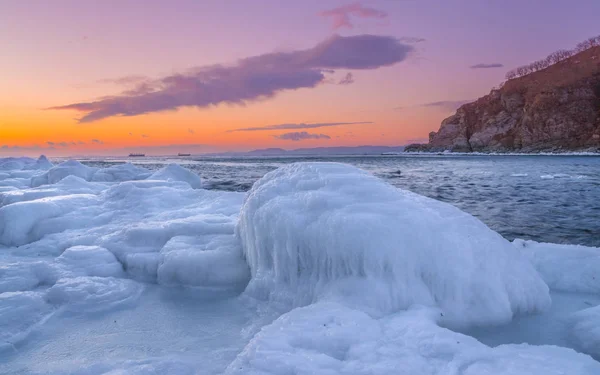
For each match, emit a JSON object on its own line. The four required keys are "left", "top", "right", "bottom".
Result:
{"left": 514, "top": 239, "right": 600, "bottom": 293}
{"left": 238, "top": 162, "right": 550, "bottom": 328}
{"left": 148, "top": 164, "right": 202, "bottom": 189}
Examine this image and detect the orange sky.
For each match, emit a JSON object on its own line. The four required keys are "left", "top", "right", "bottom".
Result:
{"left": 2, "top": 0, "right": 597, "bottom": 156}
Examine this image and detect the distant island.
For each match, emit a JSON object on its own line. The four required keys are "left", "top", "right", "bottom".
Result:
{"left": 407, "top": 36, "right": 600, "bottom": 153}
{"left": 206, "top": 145, "right": 405, "bottom": 157}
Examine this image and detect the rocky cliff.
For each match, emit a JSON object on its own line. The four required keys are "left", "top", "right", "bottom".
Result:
{"left": 406, "top": 46, "right": 600, "bottom": 153}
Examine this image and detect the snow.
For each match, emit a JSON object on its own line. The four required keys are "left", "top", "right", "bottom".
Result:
{"left": 238, "top": 162, "right": 550, "bottom": 328}
{"left": 1, "top": 157, "right": 599, "bottom": 373}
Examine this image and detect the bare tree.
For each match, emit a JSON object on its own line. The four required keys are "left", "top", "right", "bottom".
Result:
{"left": 505, "top": 70, "right": 517, "bottom": 80}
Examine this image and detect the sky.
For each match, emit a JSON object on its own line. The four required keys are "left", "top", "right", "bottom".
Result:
{"left": 1, "top": 0, "right": 599, "bottom": 156}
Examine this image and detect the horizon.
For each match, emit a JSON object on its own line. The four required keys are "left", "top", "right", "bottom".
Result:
{"left": 2, "top": 0, "right": 600, "bottom": 157}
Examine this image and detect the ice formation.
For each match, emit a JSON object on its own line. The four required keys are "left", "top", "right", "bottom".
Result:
{"left": 1, "top": 157, "right": 600, "bottom": 374}
{"left": 238, "top": 162, "right": 550, "bottom": 328}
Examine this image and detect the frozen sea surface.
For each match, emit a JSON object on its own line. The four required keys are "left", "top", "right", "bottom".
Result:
{"left": 1, "top": 155, "right": 600, "bottom": 374}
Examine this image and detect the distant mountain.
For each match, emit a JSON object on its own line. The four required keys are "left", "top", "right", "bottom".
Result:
{"left": 407, "top": 44, "right": 600, "bottom": 153}
{"left": 207, "top": 145, "right": 405, "bottom": 157}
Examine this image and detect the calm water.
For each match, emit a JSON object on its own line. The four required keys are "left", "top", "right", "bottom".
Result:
{"left": 81, "top": 155, "right": 600, "bottom": 247}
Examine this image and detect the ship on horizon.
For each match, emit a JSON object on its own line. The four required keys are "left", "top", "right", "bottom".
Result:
{"left": 178, "top": 153, "right": 191, "bottom": 157}
{"left": 128, "top": 153, "right": 145, "bottom": 157}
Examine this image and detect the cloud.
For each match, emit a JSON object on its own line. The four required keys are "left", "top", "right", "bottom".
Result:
{"left": 230, "top": 121, "right": 372, "bottom": 132}
{"left": 320, "top": 2, "right": 387, "bottom": 30}
{"left": 91, "top": 139, "right": 104, "bottom": 144}
{"left": 98, "top": 75, "right": 149, "bottom": 86}
{"left": 338, "top": 72, "right": 354, "bottom": 85}
{"left": 141, "top": 134, "right": 149, "bottom": 138}
{"left": 188, "top": 128, "right": 195, "bottom": 134}
{"left": 470, "top": 63, "right": 503, "bottom": 69}
{"left": 273, "top": 131, "right": 331, "bottom": 141}
{"left": 50, "top": 34, "right": 413, "bottom": 123}
{"left": 395, "top": 100, "right": 472, "bottom": 111}
{"left": 46, "top": 141, "right": 71, "bottom": 147}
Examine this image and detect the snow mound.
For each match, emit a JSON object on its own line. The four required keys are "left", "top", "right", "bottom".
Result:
{"left": 238, "top": 162, "right": 550, "bottom": 328}
{"left": 0, "top": 260, "right": 59, "bottom": 293}
{"left": 24, "top": 155, "right": 54, "bottom": 171}
{"left": 91, "top": 163, "right": 151, "bottom": 182}
{"left": 0, "top": 291, "right": 54, "bottom": 351}
{"left": 31, "top": 160, "right": 98, "bottom": 187}
{"left": 570, "top": 305, "right": 600, "bottom": 359}
{"left": 46, "top": 276, "right": 143, "bottom": 312}
{"left": 514, "top": 239, "right": 600, "bottom": 293}
{"left": 149, "top": 164, "right": 202, "bottom": 189}
{"left": 227, "top": 302, "right": 600, "bottom": 375}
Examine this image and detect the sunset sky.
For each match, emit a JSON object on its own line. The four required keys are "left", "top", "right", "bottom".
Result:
{"left": 2, "top": 0, "right": 599, "bottom": 156}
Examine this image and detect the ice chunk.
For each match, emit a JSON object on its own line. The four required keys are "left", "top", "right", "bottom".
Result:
{"left": 227, "top": 302, "right": 600, "bottom": 375}
{"left": 46, "top": 276, "right": 143, "bottom": 312}
{"left": 157, "top": 235, "right": 250, "bottom": 289}
{"left": 57, "top": 245, "right": 124, "bottom": 278}
{"left": 514, "top": 239, "right": 600, "bottom": 293}
{"left": 0, "top": 194, "right": 100, "bottom": 246}
{"left": 23, "top": 155, "right": 54, "bottom": 171}
{"left": 0, "top": 291, "right": 54, "bottom": 351}
{"left": 92, "top": 163, "right": 151, "bottom": 182}
{"left": 148, "top": 164, "right": 202, "bottom": 189}
{"left": 238, "top": 163, "right": 550, "bottom": 328}
{"left": 31, "top": 160, "right": 98, "bottom": 187}
{"left": 0, "top": 260, "right": 59, "bottom": 293}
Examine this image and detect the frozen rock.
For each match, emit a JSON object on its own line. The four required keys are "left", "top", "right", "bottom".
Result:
{"left": 238, "top": 162, "right": 550, "bottom": 328}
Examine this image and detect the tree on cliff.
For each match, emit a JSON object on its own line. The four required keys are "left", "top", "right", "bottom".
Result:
{"left": 505, "top": 34, "right": 600, "bottom": 80}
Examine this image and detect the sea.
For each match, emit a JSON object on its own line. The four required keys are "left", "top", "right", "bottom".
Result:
{"left": 80, "top": 154, "right": 600, "bottom": 247}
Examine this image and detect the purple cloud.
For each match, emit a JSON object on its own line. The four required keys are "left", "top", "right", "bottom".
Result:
{"left": 338, "top": 72, "right": 354, "bottom": 85}
{"left": 230, "top": 121, "right": 372, "bottom": 132}
{"left": 50, "top": 34, "right": 413, "bottom": 123}
{"left": 470, "top": 63, "right": 504, "bottom": 69}
{"left": 188, "top": 128, "right": 195, "bottom": 134}
{"left": 320, "top": 2, "right": 387, "bottom": 30}
{"left": 274, "top": 132, "right": 331, "bottom": 141}
{"left": 91, "top": 139, "right": 104, "bottom": 144}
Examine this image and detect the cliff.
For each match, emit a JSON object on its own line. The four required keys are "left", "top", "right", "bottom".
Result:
{"left": 406, "top": 46, "right": 600, "bottom": 153}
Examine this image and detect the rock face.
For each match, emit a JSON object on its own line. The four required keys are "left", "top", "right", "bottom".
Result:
{"left": 407, "top": 47, "right": 600, "bottom": 153}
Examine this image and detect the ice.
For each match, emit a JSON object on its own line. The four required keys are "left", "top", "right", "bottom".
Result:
{"left": 56, "top": 245, "right": 124, "bottom": 278}
{"left": 238, "top": 162, "right": 550, "bottom": 328}
{"left": 149, "top": 163, "right": 203, "bottom": 189}
{"left": 227, "top": 302, "right": 600, "bottom": 375}
{"left": 570, "top": 305, "right": 600, "bottom": 359}
{"left": 31, "top": 160, "right": 98, "bottom": 187}
{"left": 514, "top": 239, "right": 600, "bottom": 293}
{"left": 1, "top": 157, "right": 600, "bottom": 373}
{"left": 46, "top": 276, "right": 143, "bottom": 312}
{"left": 91, "top": 162, "right": 151, "bottom": 182}
{"left": 157, "top": 235, "right": 250, "bottom": 289}
{"left": 0, "top": 291, "right": 54, "bottom": 351}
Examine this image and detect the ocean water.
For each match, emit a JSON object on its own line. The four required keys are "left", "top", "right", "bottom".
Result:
{"left": 81, "top": 154, "right": 600, "bottom": 247}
